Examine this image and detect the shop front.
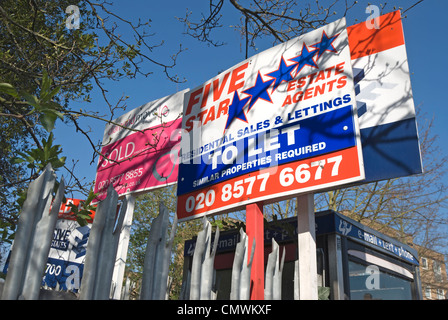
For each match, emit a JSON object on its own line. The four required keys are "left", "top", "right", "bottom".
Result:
{"left": 183, "top": 210, "right": 422, "bottom": 300}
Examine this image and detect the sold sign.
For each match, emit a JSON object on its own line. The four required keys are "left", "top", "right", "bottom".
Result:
{"left": 94, "top": 90, "right": 187, "bottom": 202}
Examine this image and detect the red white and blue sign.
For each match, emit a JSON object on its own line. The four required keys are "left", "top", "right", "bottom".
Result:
{"left": 348, "top": 10, "right": 422, "bottom": 183}
{"left": 177, "top": 18, "right": 365, "bottom": 220}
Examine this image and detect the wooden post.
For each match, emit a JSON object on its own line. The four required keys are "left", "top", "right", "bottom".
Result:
{"left": 296, "top": 193, "right": 318, "bottom": 300}
{"left": 246, "top": 202, "right": 264, "bottom": 300}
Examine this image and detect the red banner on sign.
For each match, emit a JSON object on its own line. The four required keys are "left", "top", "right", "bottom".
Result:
{"left": 347, "top": 10, "right": 405, "bottom": 60}
{"left": 177, "top": 146, "right": 362, "bottom": 220}
{"left": 57, "top": 198, "right": 96, "bottom": 222}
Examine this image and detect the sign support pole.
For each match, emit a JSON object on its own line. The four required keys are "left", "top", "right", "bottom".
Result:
{"left": 246, "top": 202, "right": 264, "bottom": 300}
{"left": 111, "top": 194, "right": 136, "bottom": 300}
{"left": 296, "top": 193, "right": 318, "bottom": 300}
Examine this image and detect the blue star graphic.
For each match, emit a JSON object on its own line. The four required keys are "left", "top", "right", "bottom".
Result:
{"left": 289, "top": 43, "right": 318, "bottom": 76}
{"left": 225, "top": 91, "right": 251, "bottom": 130}
{"left": 242, "top": 72, "right": 274, "bottom": 111}
{"left": 266, "top": 57, "right": 297, "bottom": 92}
{"left": 310, "top": 30, "right": 339, "bottom": 60}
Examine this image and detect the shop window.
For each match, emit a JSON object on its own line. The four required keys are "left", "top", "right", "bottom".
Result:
{"left": 348, "top": 260, "right": 413, "bottom": 300}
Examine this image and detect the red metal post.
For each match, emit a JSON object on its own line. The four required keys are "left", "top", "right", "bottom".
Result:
{"left": 246, "top": 202, "right": 264, "bottom": 300}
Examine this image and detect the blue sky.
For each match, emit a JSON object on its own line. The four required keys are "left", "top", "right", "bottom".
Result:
{"left": 54, "top": 0, "right": 447, "bottom": 203}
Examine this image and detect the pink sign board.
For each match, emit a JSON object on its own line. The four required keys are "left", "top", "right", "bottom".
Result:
{"left": 93, "top": 90, "right": 187, "bottom": 201}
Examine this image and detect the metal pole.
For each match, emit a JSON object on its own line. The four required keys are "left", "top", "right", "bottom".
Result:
{"left": 79, "top": 184, "right": 119, "bottom": 300}
{"left": 246, "top": 202, "right": 264, "bottom": 300}
{"left": 200, "top": 226, "right": 219, "bottom": 299}
{"left": 1, "top": 164, "right": 57, "bottom": 300}
{"left": 296, "top": 193, "right": 318, "bottom": 300}
{"left": 93, "top": 188, "right": 125, "bottom": 299}
{"left": 230, "top": 229, "right": 246, "bottom": 300}
{"left": 264, "top": 238, "right": 278, "bottom": 300}
{"left": 230, "top": 228, "right": 256, "bottom": 300}
{"left": 240, "top": 231, "right": 255, "bottom": 300}
{"left": 159, "top": 210, "right": 177, "bottom": 299}
{"left": 140, "top": 202, "right": 165, "bottom": 299}
{"left": 273, "top": 243, "right": 285, "bottom": 300}
{"left": 189, "top": 218, "right": 208, "bottom": 300}
{"left": 22, "top": 178, "right": 65, "bottom": 300}
{"left": 153, "top": 202, "right": 177, "bottom": 300}
{"left": 265, "top": 238, "right": 285, "bottom": 300}
{"left": 328, "top": 234, "right": 345, "bottom": 300}
{"left": 111, "top": 195, "right": 135, "bottom": 299}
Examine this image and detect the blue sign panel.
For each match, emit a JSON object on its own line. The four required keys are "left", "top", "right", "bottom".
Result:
{"left": 178, "top": 102, "right": 357, "bottom": 195}
{"left": 42, "top": 220, "right": 90, "bottom": 292}
{"left": 42, "top": 258, "right": 84, "bottom": 292}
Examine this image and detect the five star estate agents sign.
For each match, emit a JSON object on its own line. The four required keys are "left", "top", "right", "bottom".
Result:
{"left": 93, "top": 90, "right": 187, "bottom": 201}
{"left": 176, "top": 17, "right": 365, "bottom": 221}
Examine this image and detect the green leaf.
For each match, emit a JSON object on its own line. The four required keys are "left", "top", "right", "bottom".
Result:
{"left": 43, "top": 86, "right": 61, "bottom": 103}
{"left": 41, "top": 101, "right": 64, "bottom": 119}
{"left": 52, "top": 156, "right": 66, "bottom": 169}
{"left": 13, "top": 151, "right": 36, "bottom": 164}
{"left": 67, "top": 203, "right": 79, "bottom": 215}
{"left": 0, "top": 83, "right": 19, "bottom": 98}
{"left": 21, "top": 92, "right": 41, "bottom": 109}
{"left": 44, "top": 131, "right": 54, "bottom": 146}
{"left": 41, "top": 70, "right": 51, "bottom": 96}
{"left": 318, "top": 286, "right": 330, "bottom": 300}
{"left": 11, "top": 157, "right": 26, "bottom": 164}
{"left": 76, "top": 216, "right": 88, "bottom": 227}
{"left": 39, "top": 111, "right": 58, "bottom": 132}
{"left": 85, "top": 189, "right": 99, "bottom": 206}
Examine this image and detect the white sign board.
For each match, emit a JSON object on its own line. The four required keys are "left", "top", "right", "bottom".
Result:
{"left": 177, "top": 18, "right": 364, "bottom": 220}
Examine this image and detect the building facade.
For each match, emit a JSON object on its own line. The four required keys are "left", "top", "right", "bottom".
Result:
{"left": 419, "top": 248, "right": 447, "bottom": 300}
